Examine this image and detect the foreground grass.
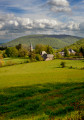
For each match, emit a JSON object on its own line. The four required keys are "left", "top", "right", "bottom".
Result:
{"left": 0, "top": 59, "right": 84, "bottom": 119}
{"left": 0, "top": 82, "right": 84, "bottom": 120}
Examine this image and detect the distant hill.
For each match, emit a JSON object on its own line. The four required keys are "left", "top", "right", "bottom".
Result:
{"left": 68, "top": 38, "right": 84, "bottom": 50}
{"left": 3, "top": 34, "right": 81, "bottom": 49}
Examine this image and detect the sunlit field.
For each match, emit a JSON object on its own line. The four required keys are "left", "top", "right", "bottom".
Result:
{"left": 0, "top": 59, "right": 84, "bottom": 120}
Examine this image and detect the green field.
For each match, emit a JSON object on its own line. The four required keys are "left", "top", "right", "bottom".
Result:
{"left": 0, "top": 59, "right": 84, "bottom": 120}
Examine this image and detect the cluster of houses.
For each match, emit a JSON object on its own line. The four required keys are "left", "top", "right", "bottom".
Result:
{"left": 41, "top": 49, "right": 76, "bottom": 61}
{"left": 29, "top": 43, "right": 54, "bottom": 61}
{"left": 59, "top": 49, "right": 76, "bottom": 56}
{"left": 30, "top": 43, "right": 76, "bottom": 61}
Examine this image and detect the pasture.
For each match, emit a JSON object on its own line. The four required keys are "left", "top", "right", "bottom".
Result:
{"left": 0, "top": 59, "right": 84, "bottom": 119}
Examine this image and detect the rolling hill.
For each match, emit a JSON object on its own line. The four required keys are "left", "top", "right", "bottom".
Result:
{"left": 3, "top": 34, "right": 81, "bottom": 49}
{"left": 68, "top": 38, "right": 84, "bottom": 50}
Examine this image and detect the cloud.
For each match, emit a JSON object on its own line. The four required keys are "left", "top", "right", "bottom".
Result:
{"left": 79, "top": 22, "right": 84, "bottom": 31}
{"left": 0, "top": 13, "right": 84, "bottom": 42}
{"left": 47, "top": 0, "right": 71, "bottom": 13}
{"left": 0, "top": 14, "right": 61, "bottom": 33}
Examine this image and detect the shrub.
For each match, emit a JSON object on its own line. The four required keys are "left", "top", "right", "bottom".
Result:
{"left": 60, "top": 61, "right": 66, "bottom": 68}
{"left": 3, "top": 53, "right": 7, "bottom": 58}
{"left": 56, "top": 53, "right": 62, "bottom": 58}
{"left": 0, "top": 54, "right": 3, "bottom": 59}
{"left": 35, "top": 54, "right": 43, "bottom": 61}
{"left": 69, "top": 66, "right": 73, "bottom": 69}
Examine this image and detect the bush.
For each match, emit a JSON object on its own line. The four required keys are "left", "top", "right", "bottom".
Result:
{"left": 35, "top": 54, "right": 43, "bottom": 61}
{"left": 60, "top": 61, "right": 66, "bottom": 68}
{"left": 0, "top": 54, "right": 3, "bottom": 59}
{"left": 3, "top": 53, "right": 7, "bottom": 58}
{"left": 56, "top": 53, "right": 62, "bottom": 59}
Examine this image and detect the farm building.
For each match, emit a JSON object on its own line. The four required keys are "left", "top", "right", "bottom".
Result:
{"left": 41, "top": 51, "right": 54, "bottom": 61}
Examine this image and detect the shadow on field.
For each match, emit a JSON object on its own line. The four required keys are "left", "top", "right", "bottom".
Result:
{"left": 0, "top": 82, "right": 84, "bottom": 120}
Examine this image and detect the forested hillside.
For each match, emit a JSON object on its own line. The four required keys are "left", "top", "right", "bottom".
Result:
{"left": 68, "top": 39, "right": 84, "bottom": 50}
{"left": 3, "top": 34, "right": 81, "bottom": 49}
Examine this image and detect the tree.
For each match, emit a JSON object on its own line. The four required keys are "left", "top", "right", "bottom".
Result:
{"left": 29, "top": 51, "right": 36, "bottom": 62}
{"left": 64, "top": 47, "right": 69, "bottom": 57}
{"left": 5, "top": 47, "right": 18, "bottom": 57}
{"left": 16, "top": 44, "right": 22, "bottom": 50}
{"left": 46, "top": 45, "right": 53, "bottom": 54}
{"left": 18, "top": 48, "right": 28, "bottom": 57}
{"left": 60, "top": 62, "right": 66, "bottom": 68}
{"left": 79, "top": 47, "right": 84, "bottom": 57}
{"left": 35, "top": 44, "right": 45, "bottom": 54}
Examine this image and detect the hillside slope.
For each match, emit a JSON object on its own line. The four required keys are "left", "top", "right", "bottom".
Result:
{"left": 68, "top": 39, "right": 84, "bottom": 49}
{"left": 3, "top": 34, "right": 81, "bottom": 49}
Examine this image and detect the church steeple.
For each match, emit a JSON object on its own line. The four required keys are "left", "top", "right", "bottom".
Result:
{"left": 30, "top": 43, "right": 33, "bottom": 52}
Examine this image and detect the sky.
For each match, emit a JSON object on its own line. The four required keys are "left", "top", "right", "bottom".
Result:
{"left": 0, "top": 0, "right": 84, "bottom": 43}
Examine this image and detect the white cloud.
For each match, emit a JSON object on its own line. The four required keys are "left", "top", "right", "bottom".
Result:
{"left": 0, "top": 13, "right": 84, "bottom": 42}
{"left": 47, "top": 0, "right": 71, "bottom": 13}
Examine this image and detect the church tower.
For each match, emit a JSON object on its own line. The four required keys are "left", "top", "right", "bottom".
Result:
{"left": 30, "top": 43, "right": 33, "bottom": 52}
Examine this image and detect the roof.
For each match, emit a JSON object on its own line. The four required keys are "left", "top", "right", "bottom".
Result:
{"left": 47, "top": 54, "right": 54, "bottom": 58}
{"left": 41, "top": 51, "right": 47, "bottom": 55}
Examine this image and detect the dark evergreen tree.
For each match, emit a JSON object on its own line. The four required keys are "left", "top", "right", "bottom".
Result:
{"left": 79, "top": 47, "right": 84, "bottom": 56}
{"left": 16, "top": 44, "right": 22, "bottom": 50}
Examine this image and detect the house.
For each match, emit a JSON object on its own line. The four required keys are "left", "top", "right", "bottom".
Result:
{"left": 59, "top": 51, "right": 64, "bottom": 56}
{"left": 68, "top": 49, "right": 76, "bottom": 55}
{"left": 59, "top": 49, "right": 76, "bottom": 56}
{"left": 41, "top": 51, "right": 54, "bottom": 61}
{"left": 41, "top": 51, "right": 47, "bottom": 55}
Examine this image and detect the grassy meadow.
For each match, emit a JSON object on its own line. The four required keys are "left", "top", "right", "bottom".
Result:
{"left": 0, "top": 59, "right": 84, "bottom": 119}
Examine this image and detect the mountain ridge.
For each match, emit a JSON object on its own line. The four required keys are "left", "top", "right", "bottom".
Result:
{"left": 2, "top": 34, "right": 81, "bottom": 49}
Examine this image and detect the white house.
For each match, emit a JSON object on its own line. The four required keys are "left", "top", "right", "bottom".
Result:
{"left": 41, "top": 51, "right": 54, "bottom": 61}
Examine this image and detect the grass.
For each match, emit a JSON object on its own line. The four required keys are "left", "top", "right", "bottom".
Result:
{"left": 0, "top": 83, "right": 84, "bottom": 120}
{"left": 0, "top": 59, "right": 84, "bottom": 119}
{"left": 0, "top": 59, "right": 84, "bottom": 88}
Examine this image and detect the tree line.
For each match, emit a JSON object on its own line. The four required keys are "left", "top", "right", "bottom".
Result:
{"left": 0, "top": 44, "right": 54, "bottom": 61}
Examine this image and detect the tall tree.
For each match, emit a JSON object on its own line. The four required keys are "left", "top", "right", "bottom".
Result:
{"left": 46, "top": 45, "right": 53, "bottom": 54}
{"left": 79, "top": 47, "right": 84, "bottom": 56}
{"left": 35, "top": 44, "right": 45, "bottom": 54}
{"left": 64, "top": 47, "right": 69, "bottom": 57}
